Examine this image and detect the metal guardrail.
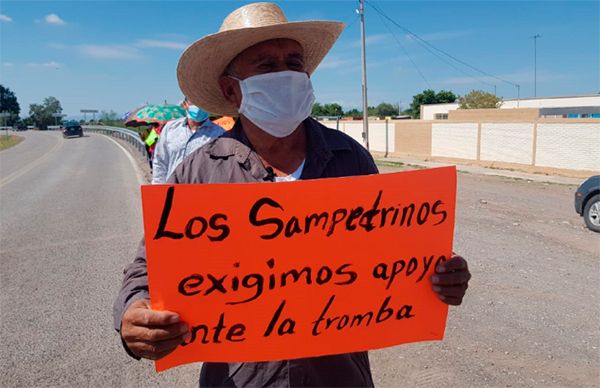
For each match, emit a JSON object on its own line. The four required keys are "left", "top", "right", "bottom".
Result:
{"left": 83, "top": 125, "right": 147, "bottom": 156}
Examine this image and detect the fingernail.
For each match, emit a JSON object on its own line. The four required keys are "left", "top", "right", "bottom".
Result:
{"left": 179, "top": 324, "right": 188, "bottom": 334}
{"left": 183, "top": 332, "right": 191, "bottom": 342}
{"left": 432, "top": 286, "right": 441, "bottom": 292}
{"left": 169, "top": 315, "right": 179, "bottom": 324}
{"left": 432, "top": 275, "right": 440, "bottom": 283}
{"left": 438, "top": 265, "right": 446, "bottom": 272}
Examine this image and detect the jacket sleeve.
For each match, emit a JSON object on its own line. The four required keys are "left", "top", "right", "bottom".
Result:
{"left": 151, "top": 127, "right": 169, "bottom": 184}
{"left": 113, "top": 238, "right": 150, "bottom": 333}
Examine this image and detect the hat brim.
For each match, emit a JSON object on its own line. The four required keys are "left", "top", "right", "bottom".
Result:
{"left": 177, "top": 21, "right": 344, "bottom": 117}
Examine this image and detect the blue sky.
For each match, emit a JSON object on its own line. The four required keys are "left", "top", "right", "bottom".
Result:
{"left": 1, "top": 1, "right": 598, "bottom": 118}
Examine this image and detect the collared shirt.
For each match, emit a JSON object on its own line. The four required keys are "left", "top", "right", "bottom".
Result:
{"left": 151, "top": 117, "right": 225, "bottom": 184}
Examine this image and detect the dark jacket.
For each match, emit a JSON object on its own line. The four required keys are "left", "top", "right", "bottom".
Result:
{"left": 114, "top": 118, "right": 378, "bottom": 387}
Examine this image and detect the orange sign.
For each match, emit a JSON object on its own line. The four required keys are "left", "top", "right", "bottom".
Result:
{"left": 141, "top": 166, "right": 456, "bottom": 372}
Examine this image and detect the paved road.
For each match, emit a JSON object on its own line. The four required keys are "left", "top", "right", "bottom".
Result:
{"left": 1, "top": 131, "right": 598, "bottom": 387}
{"left": 0, "top": 131, "right": 199, "bottom": 386}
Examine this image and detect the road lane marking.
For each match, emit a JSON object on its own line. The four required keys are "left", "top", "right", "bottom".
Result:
{"left": 101, "top": 135, "right": 145, "bottom": 185}
{"left": 0, "top": 133, "right": 63, "bottom": 188}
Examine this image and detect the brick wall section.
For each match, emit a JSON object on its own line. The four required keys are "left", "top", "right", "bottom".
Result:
{"left": 432, "top": 123, "right": 478, "bottom": 159}
{"left": 449, "top": 108, "right": 540, "bottom": 121}
{"left": 535, "top": 123, "right": 600, "bottom": 171}
{"left": 393, "top": 121, "right": 432, "bottom": 156}
{"left": 480, "top": 123, "right": 534, "bottom": 164}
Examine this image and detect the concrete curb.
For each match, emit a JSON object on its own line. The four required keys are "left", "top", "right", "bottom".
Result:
{"left": 375, "top": 157, "right": 585, "bottom": 186}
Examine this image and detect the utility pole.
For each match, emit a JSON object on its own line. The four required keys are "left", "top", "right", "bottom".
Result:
{"left": 533, "top": 34, "right": 541, "bottom": 97}
{"left": 359, "top": 0, "right": 369, "bottom": 150}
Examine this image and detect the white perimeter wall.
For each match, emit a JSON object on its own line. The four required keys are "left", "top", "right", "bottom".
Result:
{"left": 536, "top": 123, "right": 600, "bottom": 171}
{"left": 432, "top": 123, "right": 478, "bottom": 159}
{"left": 322, "top": 120, "right": 599, "bottom": 172}
{"left": 331, "top": 122, "right": 395, "bottom": 153}
{"left": 480, "top": 123, "right": 533, "bottom": 164}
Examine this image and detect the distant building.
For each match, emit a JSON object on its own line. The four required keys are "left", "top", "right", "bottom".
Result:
{"left": 421, "top": 94, "right": 600, "bottom": 120}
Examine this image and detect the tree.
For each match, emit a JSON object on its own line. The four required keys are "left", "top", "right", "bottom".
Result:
{"left": 29, "top": 96, "right": 63, "bottom": 130}
{"left": 459, "top": 90, "right": 502, "bottom": 109}
{"left": 311, "top": 102, "right": 343, "bottom": 117}
{"left": 408, "top": 89, "right": 458, "bottom": 119}
{"left": 311, "top": 102, "right": 324, "bottom": 116}
{"left": 344, "top": 108, "right": 362, "bottom": 118}
{"left": 374, "top": 102, "right": 399, "bottom": 117}
{"left": 0, "top": 85, "right": 21, "bottom": 126}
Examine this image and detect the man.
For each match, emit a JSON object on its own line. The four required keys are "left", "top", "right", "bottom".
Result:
{"left": 114, "top": 3, "right": 471, "bottom": 386}
{"left": 151, "top": 98, "right": 224, "bottom": 184}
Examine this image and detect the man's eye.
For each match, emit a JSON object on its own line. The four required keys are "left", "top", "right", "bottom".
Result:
{"left": 258, "top": 63, "right": 274, "bottom": 70}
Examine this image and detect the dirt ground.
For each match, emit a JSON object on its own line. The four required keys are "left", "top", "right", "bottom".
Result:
{"left": 374, "top": 165, "right": 599, "bottom": 387}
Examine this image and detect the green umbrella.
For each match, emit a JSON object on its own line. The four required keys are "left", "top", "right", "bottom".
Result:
{"left": 125, "top": 104, "right": 186, "bottom": 127}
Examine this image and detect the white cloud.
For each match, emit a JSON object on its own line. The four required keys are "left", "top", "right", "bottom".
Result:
{"left": 26, "top": 61, "right": 62, "bottom": 69}
{"left": 0, "top": 14, "right": 12, "bottom": 23}
{"left": 3, "top": 62, "right": 14, "bottom": 67}
{"left": 45, "top": 14, "right": 65, "bottom": 26}
{"left": 79, "top": 44, "right": 141, "bottom": 59}
{"left": 349, "top": 33, "right": 392, "bottom": 48}
{"left": 135, "top": 39, "right": 188, "bottom": 50}
{"left": 320, "top": 57, "right": 355, "bottom": 70}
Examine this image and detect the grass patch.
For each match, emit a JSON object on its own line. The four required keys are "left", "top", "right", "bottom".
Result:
{"left": 375, "top": 160, "right": 427, "bottom": 170}
{"left": 375, "top": 160, "right": 405, "bottom": 168}
{"left": 0, "top": 134, "right": 24, "bottom": 151}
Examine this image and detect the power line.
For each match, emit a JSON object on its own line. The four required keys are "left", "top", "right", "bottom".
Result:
{"left": 375, "top": 8, "right": 433, "bottom": 89}
{"left": 367, "top": 0, "right": 518, "bottom": 89}
{"left": 368, "top": 1, "right": 495, "bottom": 89}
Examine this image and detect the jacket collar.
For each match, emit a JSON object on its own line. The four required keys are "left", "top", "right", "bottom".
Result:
{"left": 205, "top": 118, "right": 351, "bottom": 180}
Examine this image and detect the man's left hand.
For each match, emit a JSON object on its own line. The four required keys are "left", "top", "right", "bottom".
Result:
{"left": 431, "top": 255, "right": 471, "bottom": 306}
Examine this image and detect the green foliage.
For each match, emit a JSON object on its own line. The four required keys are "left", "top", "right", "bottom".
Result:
{"left": 315, "top": 102, "right": 401, "bottom": 119}
{"left": 312, "top": 102, "right": 344, "bottom": 117}
{"left": 0, "top": 85, "right": 21, "bottom": 126}
{"left": 29, "top": 96, "right": 63, "bottom": 130}
{"left": 373, "top": 102, "right": 400, "bottom": 117}
{"left": 409, "top": 89, "right": 458, "bottom": 119}
{"left": 344, "top": 108, "right": 362, "bottom": 118}
{"left": 459, "top": 90, "right": 502, "bottom": 109}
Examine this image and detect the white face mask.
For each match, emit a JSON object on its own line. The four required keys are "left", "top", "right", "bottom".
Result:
{"left": 232, "top": 71, "right": 315, "bottom": 138}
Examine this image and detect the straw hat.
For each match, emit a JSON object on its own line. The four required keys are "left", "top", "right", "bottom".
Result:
{"left": 177, "top": 2, "right": 344, "bottom": 116}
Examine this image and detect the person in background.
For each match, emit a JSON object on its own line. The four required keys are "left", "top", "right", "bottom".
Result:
{"left": 151, "top": 98, "right": 224, "bottom": 184}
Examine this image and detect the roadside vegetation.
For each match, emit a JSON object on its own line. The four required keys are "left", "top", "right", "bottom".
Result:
{"left": 0, "top": 134, "right": 24, "bottom": 151}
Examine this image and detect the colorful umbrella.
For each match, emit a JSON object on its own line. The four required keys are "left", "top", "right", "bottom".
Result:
{"left": 125, "top": 104, "right": 186, "bottom": 127}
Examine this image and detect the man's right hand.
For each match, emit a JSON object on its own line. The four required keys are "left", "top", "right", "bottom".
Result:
{"left": 121, "top": 299, "right": 189, "bottom": 360}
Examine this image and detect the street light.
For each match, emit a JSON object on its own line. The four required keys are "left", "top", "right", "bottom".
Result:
{"left": 533, "top": 34, "right": 542, "bottom": 97}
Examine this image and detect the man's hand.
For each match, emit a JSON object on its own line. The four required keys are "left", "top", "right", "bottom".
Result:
{"left": 121, "top": 299, "right": 189, "bottom": 360}
{"left": 431, "top": 255, "right": 471, "bottom": 306}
